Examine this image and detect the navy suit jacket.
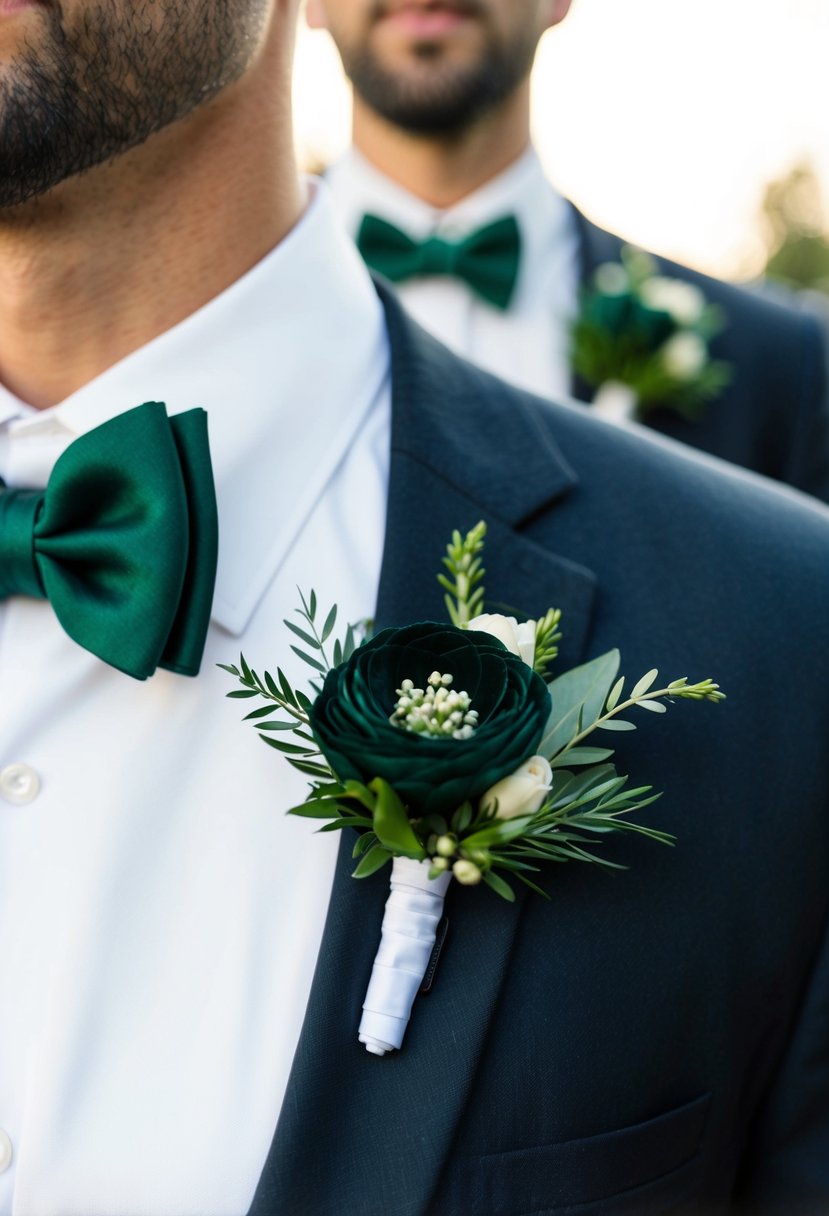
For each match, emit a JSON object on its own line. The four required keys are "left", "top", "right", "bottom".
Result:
{"left": 571, "top": 208, "right": 829, "bottom": 504}
{"left": 249, "top": 287, "right": 829, "bottom": 1215}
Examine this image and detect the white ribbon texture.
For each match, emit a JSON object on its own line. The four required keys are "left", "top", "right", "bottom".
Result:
{"left": 359, "top": 856, "right": 451, "bottom": 1055}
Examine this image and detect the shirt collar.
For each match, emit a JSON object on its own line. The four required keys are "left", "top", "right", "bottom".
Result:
{"left": 2, "top": 181, "right": 390, "bottom": 636}
{"left": 327, "top": 144, "right": 573, "bottom": 279}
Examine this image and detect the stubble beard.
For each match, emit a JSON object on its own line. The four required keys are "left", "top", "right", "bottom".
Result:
{"left": 339, "top": 10, "right": 539, "bottom": 136}
{"left": 0, "top": 0, "right": 269, "bottom": 209}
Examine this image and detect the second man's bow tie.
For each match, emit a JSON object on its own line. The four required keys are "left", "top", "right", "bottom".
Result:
{"left": 0, "top": 401, "right": 218, "bottom": 679}
{"left": 357, "top": 213, "right": 521, "bottom": 310}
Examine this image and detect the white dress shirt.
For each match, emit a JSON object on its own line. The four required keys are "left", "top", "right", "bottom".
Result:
{"left": 326, "top": 145, "right": 581, "bottom": 401}
{"left": 0, "top": 182, "right": 391, "bottom": 1215}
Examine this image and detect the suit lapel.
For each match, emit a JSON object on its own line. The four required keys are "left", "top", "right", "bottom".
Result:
{"left": 249, "top": 288, "right": 597, "bottom": 1216}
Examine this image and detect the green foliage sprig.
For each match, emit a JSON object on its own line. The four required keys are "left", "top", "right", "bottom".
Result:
{"left": 438, "top": 521, "right": 486, "bottom": 626}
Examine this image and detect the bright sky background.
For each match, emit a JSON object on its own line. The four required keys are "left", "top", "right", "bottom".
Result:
{"left": 293, "top": 0, "right": 829, "bottom": 280}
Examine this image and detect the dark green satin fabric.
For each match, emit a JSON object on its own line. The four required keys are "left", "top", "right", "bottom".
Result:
{"left": 357, "top": 213, "right": 521, "bottom": 310}
{"left": 0, "top": 401, "right": 218, "bottom": 679}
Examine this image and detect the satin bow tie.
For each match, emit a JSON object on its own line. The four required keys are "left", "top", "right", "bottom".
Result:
{"left": 357, "top": 213, "right": 521, "bottom": 310}
{"left": 0, "top": 401, "right": 219, "bottom": 679}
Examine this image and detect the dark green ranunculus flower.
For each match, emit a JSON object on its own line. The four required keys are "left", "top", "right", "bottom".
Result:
{"left": 309, "top": 622, "right": 551, "bottom": 818}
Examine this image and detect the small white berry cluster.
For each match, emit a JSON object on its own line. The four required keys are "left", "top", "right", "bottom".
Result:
{"left": 389, "top": 672, "right": 479, "bottom": 740}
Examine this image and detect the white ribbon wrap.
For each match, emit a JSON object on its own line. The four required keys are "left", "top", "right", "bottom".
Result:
{"left": 591, "top": 380, "right": 638, "bottom": 425}
{"left": 359, "top": 856, "right": 452, "bottom": 1056}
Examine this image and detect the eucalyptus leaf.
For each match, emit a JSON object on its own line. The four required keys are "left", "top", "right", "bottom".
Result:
{"left": 605, "top": 677, "right": 624, "bottom": 712}
{"left": 631, "top": 668, "right": 659, "bottom": 699}
{"left": 541, "top": 650, "right": 621, "bottom": 758}
{"left": 550, "top": 746, "right": 615, "bottom": 768}
{"left": 321, "top": 605, "right": 338, "bottom": 643}
{"left": 284, "top": 620, "right": 321, "bottom": 650}
{"left": 596, "top": 719, "right": 637, "bottom": 732}
{"left": 290, "top": 645, "right": 327, "bottom": 674}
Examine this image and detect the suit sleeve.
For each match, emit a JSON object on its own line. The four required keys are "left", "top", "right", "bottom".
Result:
{"left": 780, "top": 309, "right": 829, "bottom": 504}
{"left": 733, "top": 910, "right": 829, "bottom": 1212}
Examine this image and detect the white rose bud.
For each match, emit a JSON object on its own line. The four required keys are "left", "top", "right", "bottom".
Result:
{"left": 661, "top": 332, "right": 707, "bottom": 381}
{"left": 453, "top": 859, "right": 483, "bottom": 885}
{"left": 481, "top": 755, "right": 553, "bottom": 820}
{"left": 640, "top": 277, "right": 705, "bottom": 325}
{"left": 467, "top": 613, "right": 536, "bottom": 668}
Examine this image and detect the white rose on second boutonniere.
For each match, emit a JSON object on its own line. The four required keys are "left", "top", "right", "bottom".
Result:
{"left": 481, "top": 755, "right": 553, "bottom": 820}
{"left": 467, "top": 612, "right": 535, "bottom": 667}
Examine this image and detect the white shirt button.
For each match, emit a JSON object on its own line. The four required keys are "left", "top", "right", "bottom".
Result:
{"left": 0, "top": 1128, "right": 12, "bottom": 1173}
{"left": 0, "top": 763, "right": 41, "bottom": 805}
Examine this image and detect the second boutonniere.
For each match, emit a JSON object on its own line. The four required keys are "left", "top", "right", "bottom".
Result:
{"left": 571, "top": 245, "right": 732, "bottom": 423}
{"left": 222, "top": 522, "right": 724, "bottom": 1055}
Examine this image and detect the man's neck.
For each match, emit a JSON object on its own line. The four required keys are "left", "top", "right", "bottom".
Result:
{"left": 351, "top": 85, "right": 531, "bottom": 210}
{"left": 0, "top": 56, "right": 304, "bottom": 410}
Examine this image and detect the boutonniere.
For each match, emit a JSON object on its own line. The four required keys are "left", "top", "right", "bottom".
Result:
{"left": 222, "top": 523, "right": 724, "bottom": 1055}
{"left": 571, "top": 245, "right": 732, "bottom": 423}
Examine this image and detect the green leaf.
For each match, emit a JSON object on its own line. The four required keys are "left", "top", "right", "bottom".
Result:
{"left": 289, "top": 802, "right": 343, "bottom": 819}
{"left": 287, "top": 760, "right": 335, "bottom": 779}
{"left": 550, "top": 746, "right": 615, "bottom": 768}
{"left": 370, "top": 778, "right": 426, "bottom": 859}
{"left": 264, "top": 670, "right": 280, "bottom": 698}
{"left": 631, "top": 668, "right": 658, "bottom": 699}
{"left": 309, "top": 589, "right": 317, "bottom": 620}
{"left": 284, "top": 619, "right": 321, "bottom": 650}
{"left": 451, "top": 802, "right": 473, "bottom": 834}
{"left": 341, "top": 781, "right": 377, "bottom": 812}
{"left": 352, "top": 844, "right": 393, "bottom": 879}
{"left": 319, "top": 817, "right": 373, "bottom": 832}
{"left": 636, "top": 699, "right": 667, "bottom": 713}
{"left": 216, "top": 663, "right": 239, "bottom": 676}
{"left": 259, "top": 738, "right": 314, "bottom": 755}
{"left": 321, "top": 605, "right": 338, "bottom": 643}
{"left": 290, "top": 645, "right": 327, "bottom": 674}
{"left": 596, "top": 719, "right": 636, "bottom": 732}
{"left": 483, "top": 870, "right": 516, "bottom": 901}
{"left": 226, "top": 689, "right": 259, "bottom": 699}
{"left": 243, "top": 704, "right": 281, "bottom": 720}
{"left": 462, "top": 815, "right": 534, "bottom": 850}
{"left": 353, "top": 832, "right": 378, "bottom": 858}
{"left": 240, "top": 653, "right": 253, "bottom": 683}
{"left": 255, "top": 720, "right": 297, "bottom": 732}
{"left": 605, "top": 676, "right": 624, "bottom": 712}
{"left": 541, "top": 650, "right": 621, "bottom": 758}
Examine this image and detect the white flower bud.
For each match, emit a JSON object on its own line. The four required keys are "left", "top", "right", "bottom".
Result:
{"left": 639, "top": 277, "right": 705, "bottom": 324}
{"left": 661, "top": 332, "right": 707, "bottom": 380}
{"left": 467, "top": 613, "right": 536, "bottom": 668}
{"left": 481, "top": 755, "right": 553, "bottom": 820}
{"left": 453, "top": 859, "right": 483, "bottom": 885}
{"left": 594, "top": 261, "right": 629, "bottom": 295}
{"left": 435, "top": 834, "right": 457, "bottom": 858}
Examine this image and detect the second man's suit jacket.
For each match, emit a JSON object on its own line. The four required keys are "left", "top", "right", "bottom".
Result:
{"left": 571, "top": 207, "right": 829, "bottom": 503}
{"left": 246, "top": 288, "right": 829, "bottom": 1216}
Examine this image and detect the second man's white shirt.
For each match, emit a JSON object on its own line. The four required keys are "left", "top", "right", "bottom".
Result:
{"left": 326, "top": 145, "right": 581, "bottom": 401}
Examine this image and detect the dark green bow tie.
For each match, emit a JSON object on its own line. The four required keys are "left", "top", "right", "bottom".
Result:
{"left": 0, "top": 401, "right": 218, "bottom": 679}
{"left": 357, "top": 213, "right": 521, "bottom": 310}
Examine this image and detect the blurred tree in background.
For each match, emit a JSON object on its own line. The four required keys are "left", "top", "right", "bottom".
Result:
{"left": 761, "top": 162, "right": 829, "bottom": 296}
